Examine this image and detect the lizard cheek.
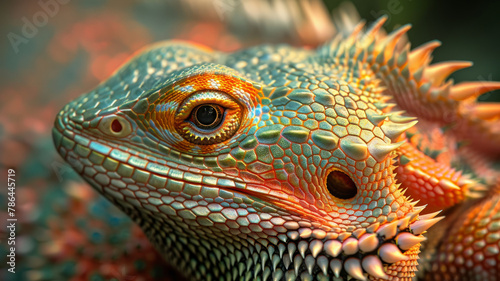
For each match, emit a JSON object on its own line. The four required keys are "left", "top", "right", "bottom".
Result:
{"left": 98, "top": 115, "right": 132, "bottom": 138}
{"left": 326, "top": 170, "right": 358, "bottom": 200}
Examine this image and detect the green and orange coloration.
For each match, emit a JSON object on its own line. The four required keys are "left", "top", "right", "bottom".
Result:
{"left": 53, "top": 14, "right": 500, "bottom": 281}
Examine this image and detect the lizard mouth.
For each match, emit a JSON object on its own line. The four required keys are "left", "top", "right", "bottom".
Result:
{"left": 281, "top": 210, "right": 443, "bottom": 279}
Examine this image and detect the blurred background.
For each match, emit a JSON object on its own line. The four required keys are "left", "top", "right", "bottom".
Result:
{"left": 0, "top": 0, "right": 499, "bottom": 280}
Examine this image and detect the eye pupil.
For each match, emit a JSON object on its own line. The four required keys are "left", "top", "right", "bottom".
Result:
{"left": 194, "top": 105, "right": 221, "bottom": 128}
{"left": 111, "top": 119, "right": 123, "bottom": 132}
{"left": 197, "top": 105, "right": 217, "bottom": 125}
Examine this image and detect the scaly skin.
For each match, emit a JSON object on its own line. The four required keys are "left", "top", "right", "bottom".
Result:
{"left": 53, "top": 16, "right": 500, "bottom": 280}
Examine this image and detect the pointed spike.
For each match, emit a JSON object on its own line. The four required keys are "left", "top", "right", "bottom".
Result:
{"left": 381, "top": 120, "right": 418, "bottom": 141}
{"left": 366, "top": 110, "right": 389, "bottom": 125}
{"left": 330, "top": 259, "right": 342, "bottom": 278}
{"left": 288, "top": 243, "right": 296, "bottom": 261}
{"left": 398, "top": 216, "right": 411, "bottom": 230}
{"left": 388, "top": 114, "right": 417, "bottom": 123}
{"left": 409, "top": 200, "right": 419, "bottom": 208}
{"left": 278, "top": 243, "right": 286, "bottom": 259}
{"left": 470, "top": 103, "right": 500, "bottom": 120}
{"left": 260, "top": 251, "right": 269, "bottom": 272}
{"left": 344, "top": 258, "right": 367, "bottom": 281}
{"left": 379, "top": 243, "right": 409, "bottom": 263}
{"left": 317, "top": 255, "right": 329, "bottom": 275}
{"left": 450, "top": 81, "right": 500, "bottom": 101}
{"left": 413, "top": 205, "right": 426, "bottom": 213}
{"left": 324, "top": 240, "right": 342, "bottom": 257}
{"left": 369, "top": 141, "right": 403, "bottom": 161}
{"left": 309, "top": 240, "right": 323, "bottom": 258}
{"left": 305, "top": 255, "right": 315, "bottom": 275}
{"left": 439, "top": 179, "right": 461, "bottom": 190}
{"left": 410, "top": 216, "right": 445, "bottom": 235}
{"left": 425, "top": 61, "right": 473, "bottom": 86}
{"left": 293, "top": 255, "right": 303, "bottom": 276}
{"left": 298, "top": 241, "right": 308, "bottom": 258}
{"left": 401, "top": 187, "right": 408, "bottom": 196}
{"left": 384, "top": 24, "right": 412, "bottom": 59}
{"left": 358, "top": 233, "right": 379, "bottom": 252}
{"left": 365, "top": 15, "right": 388, "bottom": 39}
{"left": 410, "top": 205, "right": 426, "bottom": 221}
{"left": 362, "top": 255, "right": 389, "bottom": 280}
{"left": 409, "top": 40, "right": 441, "bottom": 71}
{"left": 267, "top": 245, "right": 275, "bottom": 259}
{"left": 395, "top": 232, "right": 427, "bottom": 250}
{"left": 376, "top": 220, "right": 399, "bottom": 240}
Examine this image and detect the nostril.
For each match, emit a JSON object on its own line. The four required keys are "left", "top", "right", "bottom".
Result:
{"left": 326, "top": 170, "right": 357, "bottom": 199}
{"left": 98, "top": 115, "right": 132, "bottom": 137}
{"left": 111, "top": 119, "right": 123, "bottom": 133}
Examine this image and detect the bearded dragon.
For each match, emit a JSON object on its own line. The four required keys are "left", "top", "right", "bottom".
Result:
{"left": 53, "top": 14, "right": 500, "bottom": 281}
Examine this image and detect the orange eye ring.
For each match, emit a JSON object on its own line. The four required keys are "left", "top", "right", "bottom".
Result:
{"left": 172, "top": 91, "right": 242, "bottom": 145}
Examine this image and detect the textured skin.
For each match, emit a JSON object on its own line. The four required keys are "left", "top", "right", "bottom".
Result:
{"left": 53, "top": 16, "right": 500, "bottom": 281}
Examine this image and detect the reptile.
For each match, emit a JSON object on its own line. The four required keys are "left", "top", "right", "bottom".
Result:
{"left": 52, "top": 13, "right": 500, "bottom": 281}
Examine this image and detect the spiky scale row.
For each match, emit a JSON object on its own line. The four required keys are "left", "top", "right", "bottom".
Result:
{"left": 422, "top": 184, "right": 500, "bottom": 281}
{"left": 395, "top": 140, "right": 473, "bottom": 212}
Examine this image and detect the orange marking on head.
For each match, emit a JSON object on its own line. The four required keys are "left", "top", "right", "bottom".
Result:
{"left": 147, "top": 74, "right": 262, "bottom": 153}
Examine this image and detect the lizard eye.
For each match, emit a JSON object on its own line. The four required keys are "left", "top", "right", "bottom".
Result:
{"left": 174, "top": 91, "right": 242, "bottom": 145}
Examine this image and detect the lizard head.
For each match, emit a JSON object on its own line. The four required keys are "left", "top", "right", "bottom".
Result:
{"left": 53, "top": 40, "right": 440, "bottom": 280}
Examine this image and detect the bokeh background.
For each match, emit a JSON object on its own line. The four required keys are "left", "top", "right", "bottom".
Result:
{"left": 0, "top": 0, "right": 499, "bottom": 280}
